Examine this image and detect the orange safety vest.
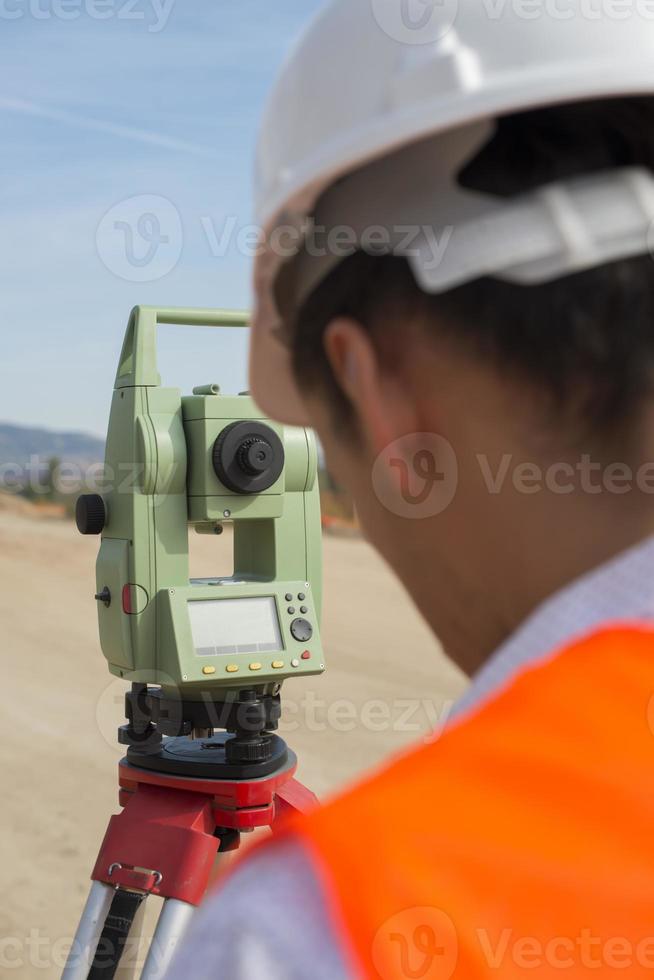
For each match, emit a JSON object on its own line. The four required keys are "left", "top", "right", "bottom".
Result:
{"left": 266, "top": 625, "right": 654, "bottom": 978}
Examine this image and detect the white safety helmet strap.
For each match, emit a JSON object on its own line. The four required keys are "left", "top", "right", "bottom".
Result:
{"left": 275, "top": 120, "right": 654, "bottom": 321}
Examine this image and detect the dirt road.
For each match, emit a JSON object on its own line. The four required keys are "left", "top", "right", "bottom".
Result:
{"left": 0, "top": 503, "right": 465, "bottom": 978}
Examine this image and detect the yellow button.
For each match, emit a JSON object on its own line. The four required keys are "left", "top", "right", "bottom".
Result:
{"left": 249, "top": 663, "right": 263, "bottom": 671}
{"left": 226, "top": 665, "right": 239, "bottom": 673}
{"left": 202, "top": 666, "right": 216, "bottom": 676}
{"left": 272, "top": 661, "right": 285, "bottom": 670}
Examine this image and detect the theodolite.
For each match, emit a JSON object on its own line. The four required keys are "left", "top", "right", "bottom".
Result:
{"left": 65, "top": 307, "right": 325, "bottom": 980}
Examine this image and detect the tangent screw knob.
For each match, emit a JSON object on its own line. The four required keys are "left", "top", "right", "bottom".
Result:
{"left": 76, "top": 494, "right": 106, "bottom": 536}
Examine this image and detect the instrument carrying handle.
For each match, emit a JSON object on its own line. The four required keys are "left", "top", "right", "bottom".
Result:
{"left": 115, "top": 305, "right": 250, "bottom": 388}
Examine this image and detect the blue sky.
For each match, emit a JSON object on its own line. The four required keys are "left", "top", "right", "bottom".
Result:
{"left": 0, "top": 0, "right": 324, "bottom": 436}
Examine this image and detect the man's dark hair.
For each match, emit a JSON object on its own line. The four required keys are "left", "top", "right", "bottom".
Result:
{"left": 290, "top": 97, "right": 654, "bottom": 444}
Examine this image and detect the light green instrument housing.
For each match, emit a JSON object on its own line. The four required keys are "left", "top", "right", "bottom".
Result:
{"left": 95, "top": 306, "right": 325, "bottom": 697}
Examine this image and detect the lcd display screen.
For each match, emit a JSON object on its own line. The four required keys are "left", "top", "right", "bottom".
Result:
{"left": 188, "top": 597, "right": 283, "bottom": 657}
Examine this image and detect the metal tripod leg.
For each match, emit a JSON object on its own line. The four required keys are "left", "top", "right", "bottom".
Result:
{"left": 62, "top": 884, "right": 196, "bottom": 980}
{"left": 62, "top": 882, "right": 115, "bottom": 980}
{"left": 140, "top": 900, "right": 195, "bottom": 980}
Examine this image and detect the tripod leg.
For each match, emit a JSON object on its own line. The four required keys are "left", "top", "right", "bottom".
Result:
{"left": 62, "top": 882, "right": 115, "bottom": 980}
{"left": 140, "top": 900, "right": 195, "bottom": 980}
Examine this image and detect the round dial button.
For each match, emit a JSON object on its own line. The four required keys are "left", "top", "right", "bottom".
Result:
{"left": 290, "top": 618, "right": 313, "bottom": 643}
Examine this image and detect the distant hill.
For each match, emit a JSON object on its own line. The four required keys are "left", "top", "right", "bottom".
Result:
{"left": 0, "top": 423, "right": 104, "bottom": 467}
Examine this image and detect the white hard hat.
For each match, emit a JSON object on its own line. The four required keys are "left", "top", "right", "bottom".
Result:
{"left": 250, "top": 0, "right": 654, "bottom": 424}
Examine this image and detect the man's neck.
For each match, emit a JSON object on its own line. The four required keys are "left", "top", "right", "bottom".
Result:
{"left": 400, "top": 500, "right": 654, "bottom": 679}
{"left": 449, "top": 532, "right": 654, "bottom": 722}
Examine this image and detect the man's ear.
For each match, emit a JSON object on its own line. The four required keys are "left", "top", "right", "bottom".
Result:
{"left": 323, "top": 316, "right": 416, "bottom": 454}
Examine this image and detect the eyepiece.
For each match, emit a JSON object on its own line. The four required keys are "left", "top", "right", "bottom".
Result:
{"left": 213, "top": 421, "right": 285, "bottom": 494}
{"left": 238, "top": 437, "right": 275, "bottom": 475}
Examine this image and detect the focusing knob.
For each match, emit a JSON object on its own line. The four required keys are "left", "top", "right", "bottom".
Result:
{"left": 76, "top": 495, "right": 106, "bottom": 535}
{"left": 213, "top": 421, "right": 285, "bottom": 495}
{"left": 237, "top": 437, "right": 274, "bottom": 476}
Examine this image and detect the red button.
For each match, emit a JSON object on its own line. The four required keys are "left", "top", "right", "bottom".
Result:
{"left": 301, "top": 651, "right": 311, "bottom": 660}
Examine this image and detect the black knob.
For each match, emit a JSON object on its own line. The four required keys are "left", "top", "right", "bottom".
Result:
{"left": 76, "top": 495, "right": 106, "bottom": 535}
{"left": 213, "top": 421, "right": 285, "bottom": 495}
{"left": 237, "top": 437, "right": 274, "bottom": 475}
{"left": 95, "top": 587, "right": 112, "bottom": 607}
{"left": 225, "top": 735, "right": 273, "bottom": 765}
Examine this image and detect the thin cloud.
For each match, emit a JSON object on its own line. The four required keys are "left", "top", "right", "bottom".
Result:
{"left": 0, "top": 96, "right": 215, "bottom": 156}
